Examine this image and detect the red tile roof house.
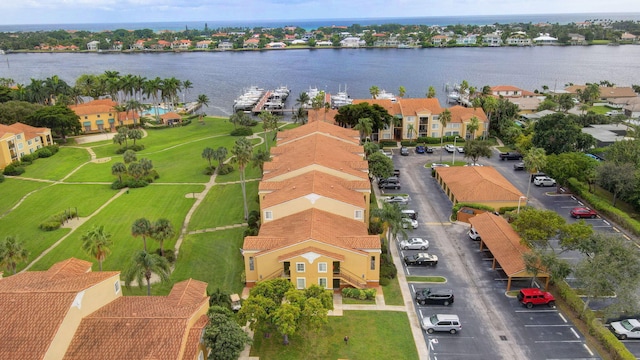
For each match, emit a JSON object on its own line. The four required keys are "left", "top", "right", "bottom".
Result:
{"left": 0, "top": 258, "right": 210, "bottom": 360}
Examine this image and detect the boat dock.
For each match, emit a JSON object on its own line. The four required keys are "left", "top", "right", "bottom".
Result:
{"left": 252, "top": 91, "right": 272, "bottom": 114}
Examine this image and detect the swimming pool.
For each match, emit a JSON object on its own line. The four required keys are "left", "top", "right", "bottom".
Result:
{"left": 142, "top": 106, "right": 169, "bottom": 117}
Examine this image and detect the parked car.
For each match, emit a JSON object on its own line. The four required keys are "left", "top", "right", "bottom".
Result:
{"left": 456, "top": 146, "right": 464, "bottom": 153}
{"left": 464, "top": 162, "right": 483, "bottom": 167}
{"left": 400, "top": 147, "right": 409, "bottom": 156}
{"left": 431, "top": 163, "right": 450, "bottom": 169}
{"left": 230, "top": 293, "right": 242, "bottom": 311}
{"left": 415, "top": 288, "right": 453, "bottom": 305}
{"left": 444, "top": 144, "right": 455, "bottom": 153}
{"left": 468, "top": 227, "right": 481, "bottom": 241}
{"left": 404, "top": 253, "right": 438, "bottom": 266}
{"left": 517, "top": 288, "right": 555, "bottom": 308}
{"left": 415, "top": 145, "right": 426, "bottom": 154}
{"left": 426, "top": 146, "right": 434, "bottom": 153}
{"left": 533, "top": 176, "right": 556, "bottom": 187}
{"left": 399, "top": 237, "right": 429, "bottom": 250}
{"left": 585, "top": 153, "right": 603, "bottom": 162}
{"left": 529, "top": 172, "right": 546, "bottom": 183}
{"left": 379, "top": 176, "right": 399, "bottom": 184}
{"left": 610, "top": 318, "right": 640, "bottom": 340}
{"left": 402, "top": 217, "right": 418, "bottom": 229}
{"left": 378, "top": 149, "right": 393, "bottom": 159}
{"left": 513, "top": 162, "right": 525, "bottom": 171}
{"left": 384, "top": 196, "right": 409, "bottom": 205}
{"left": 379, "top": 182, "right": 401, "bottom": 190}
{"left": 393, "top": 169, "right": 401, "bottom": 177}
{"left": 421, "top": 314, "right": 461, "bottom": 334}
{"left": 499, "top": 152, "right": 523, "bottom": 160}
{"left": 401, "top": 209, "right": 418, "bottom": 220}
{"left": 570, "top": 207, "right": 598, "bottom": 219}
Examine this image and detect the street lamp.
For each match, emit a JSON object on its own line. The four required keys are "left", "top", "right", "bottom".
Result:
{"left": 517, "top": 196, "right": 527, "bottom": 214}
{"left": 452, "top": 136, "right": 459, "bottom": 164}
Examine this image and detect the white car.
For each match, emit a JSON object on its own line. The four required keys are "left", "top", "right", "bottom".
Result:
{"left": 468, "top": 227, "right": 481, "bottom": 241}
{"left": 421, "top": 314, "right": 461, "bottom": 334}
{"left": 383, "top": 196, "right": 410, "bottom": 205}
{"left": 444, "top": 144, "right": 455, "bottom": 153}
{"left": 431, "top": 163, "right": 450, "bottom": 169}
{"left": 534, "top": 176, "right": 556, "bottom": 187}
{"left": 399, "top": 237, "right": 429, "bottom": 250}
{"left": 456, "top": 146, "right": 464, "bottom": 153}
{"left": 402, "top": 218, "right": 418, "bottom": 229}
{"left": 610, "top": 319, "right": 640, "bottom": 340}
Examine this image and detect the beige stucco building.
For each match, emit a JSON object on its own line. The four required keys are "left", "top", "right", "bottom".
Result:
{"left": 0, "top": 122, "right": 53, "bottom": 169}
{"left": 69, "top": 99, "right": 138, "bottom": 133}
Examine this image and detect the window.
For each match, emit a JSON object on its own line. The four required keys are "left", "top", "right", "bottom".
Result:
{"left": 371, "top": 256, "right": 376, "bottom": 270}
{"left": 249, "top": 257, "right": 254, "bottom": 271}
{"left": 84, "top": 116, "right": 88, "bottom": 119}
{"left": 354, "top": 210, "right": 363, "bottom": 220}
{"left": 17, "top": 143, "right": 23, "bottom": 150}
{"left": 296, "top": 277, "right": 306, "bottom": 289}
{"left": 97, "top": 114, "right": 100, "bottom": 118}
{"left": 318, "top": 262, "right": 327, "bottom": 273}
{"left": 318, "top": 278, "right": 328, "bottom": 288}
{"left": 296, "top": 262, "right": 305, "bottom": 273}
{"left": 28, "top": 140, "right": 32, "bottom": 145}
{"left": 264, "top": 211, "right": 273, "bottom": 220}
{"left": 114, "top": 280, "right": 121, "bottom": 294}
{"left": 431, "top": 123, "right": 438, "bottom": 129}
{"left": 16, "top": 134, "right": 22, "bottom": 139}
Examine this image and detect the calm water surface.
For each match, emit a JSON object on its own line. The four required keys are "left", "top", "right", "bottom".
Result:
{"left": 2, "top": 46, "right": 639, "bottom": 117}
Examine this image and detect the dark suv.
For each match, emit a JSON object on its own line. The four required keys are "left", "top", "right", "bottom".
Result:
{"left": 415, "top": 288, "right": 454, "bottom": 306}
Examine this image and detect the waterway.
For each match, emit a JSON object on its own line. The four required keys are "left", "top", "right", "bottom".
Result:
{"left": 1, "top": 45, "right": 639, "bottom": 117}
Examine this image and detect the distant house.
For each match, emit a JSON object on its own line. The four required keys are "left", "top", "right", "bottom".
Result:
{"left": 568, "top": 33, "right": 587, "bottom": 45}
{"left": 218, "top": 41, "right": 233, "bottom": 50}
{"left": 456, "top": 34, "right": 477, "bottom": 45}
{"left": 431, "top": 35, "right": 450, "bottom": 46}
{"left": 243, "top": 38, "right": 260, "bottom": 49}
{"left": 533, "top": 34, "right": 558, "bottom": 45}
{"left": 490, "top": 85, "right": 536, "bottom": 98}
{"left": 621, "top": 32, "right": 638, "bottom": 43}
{"left": 70, "top": 99, "right": 138, "bottom": 133}
{"left": 482, "top": 33, "right": 503, "bottom": 46}
{"left": 316, "top": 40, "right": 333, "bottom": 47}
{"left": 0, "top": 122, "right": 53, "bottom": 169}
{"left": 111, "top": 41, "right": 123, "bottom": 51}
{"left": 172, "top": 39, "right": 191, "bottom": 49}
{"left": 266, "top": 42, "right": 286, "bottom": 48}
{"left": 506, "top": 32, "right": 532, "bottom": 46}
{"left": 86, "top": 40, "right": 100, "bottom": 51}
{"left": 565, "top": 85, "right": 637, "bottom": 101}
{"left": 131, "top": 39, "right": 146, "bottom": 50}
{"left": 340, "top": 37, "right": 364, "bottom": 48}
{"left": 195, "top": 40, "right": 212, "bottom": 49}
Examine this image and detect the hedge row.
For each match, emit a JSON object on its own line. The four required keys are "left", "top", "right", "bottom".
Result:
{"left": 39, "top": 208, "right": 78, "bottom": 231}
{"left": 566, "top": 178, "right": 640, "bottom": 238}
{"left": 555, "top": 281, "right": 635, "bottom": 360}
{"left": 342, "top": 287, "right": 376, "bottom": 300}
{"left": 451, "top": 202, "right": 497, "bottom": 221}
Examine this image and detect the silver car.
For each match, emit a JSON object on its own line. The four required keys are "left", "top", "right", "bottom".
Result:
{"left": 399, "top": 237, "right": 429, "bottom": 250}
{"left": 610, "top": 319, "right": 640, "bottom": 340}
{"left": 421, "top": 314, "right": 462, "bottom": 334}
{"left": 402, "top": 218, "right": 418, "bottom": 229}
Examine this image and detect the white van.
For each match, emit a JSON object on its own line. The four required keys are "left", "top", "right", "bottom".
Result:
{"left": 401, "top": 209, "right": 418, "bottom": 220}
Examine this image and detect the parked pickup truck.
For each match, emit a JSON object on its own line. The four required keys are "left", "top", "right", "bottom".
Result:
{"left": 499, "top": 152, "right": 523, "bottom": 160}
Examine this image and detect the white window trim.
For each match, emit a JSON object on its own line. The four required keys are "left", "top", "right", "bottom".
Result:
{"left": 296, "top": 262, "right": 305, "bottom": 273}
{"left": 264, "top": 211, "right": 273, "bottom": 220}
{"left": 354, "top": 210, "right": 363, "bottom": 220}
{"left": 318, "top": 262, "right": 327, "bottom": 273}
{"left": 318, "top": 277, "right": 328, "bottom": 289}
{"left": 296, "top": 277, "right": 306, "bottom": 289}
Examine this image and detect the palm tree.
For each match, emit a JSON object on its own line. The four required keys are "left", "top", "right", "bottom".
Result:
{"left": 295, "top": 92, "right": 310, "bottom": 109}
{"left": 369, "top": 85, "right": 380, "bottom": 99}
{"left": 524, "top": 147, "right": 547, "bottom": 201}
{"left": 143, "top": 77, "right": 163, "bottom": 118}
{"left": 182, "top": 79, "right": 193, "bottom": 104}
{"left": 214, "top": 146, "right": 228, "bottom": 170}
{"left": 125, "top": 99, "right": 148, "bottom": 127}
{"left": 131, "top": 218, "right": 152, "bottom": 251}
{"left": 426, "top": 86, "right": 436, "bottom": 98}
{"left": 252, "top": 149, "right": 271, "bottom": 174}
{"left": 128, "top": 163, "right": 144, "bottom": 181}
{"left": 123, "top": 149, "right": 137, "bottom": 164}
{"left": 229, "top": 110, "right": 249, "bottom": 129}
{"left": 467, "top": 116, "right": 480, "bottom": 140}
{"left": 139, "top": 158, "right": 153, "bottom": 176}
{"left": 438, "top": 109, "right": 452, "bottom": 162}
{"left": 152, "top": 218, "right": 174, "bottom": 257}
{"left": 117, "top": 126, "right": 129, "bottom": 147}
{"left": 371, "top": 203, "right": 407, "bottom": 258}
{"left": 128, "top": 128, "right": 143, "bottom": 146}
{"left": 202, "top": 147, "right": 215, "bottom": 170}
{"left": 258, "top": 111, "right": 277, "bottom": 151}
{"left": 482, "top": 96, "right": 498, "bottom": 139}
{"left": 354, "top": 117, "right": 373, "bottom": 143}
{"left": 232, "top": 137, "right": 253, "bottom": 220}
{"left": 123, "top": 250, "right": 170, "bottom": 296}
{"left": 0, "top": 236, "right": 29, "bottom": 274}
{"left": 196, "top": 94, "right": 209, "bottom": 114}
{"left": 292, "top": 107, "right": 307, "bottom": 125}
{"left": 406, "top": 124, "right": 417, "bottom": 142}
{"left": 111, "top": 162, "right": 127, "bottom": 183}
{"left": 310, "top": 92, "right": 325, "bottom": 121}
{"left": 398, "top": 86, "right": 406, "bottom": 98}
{"left": 81, "top": 225, "right": 112, "bottom": 271}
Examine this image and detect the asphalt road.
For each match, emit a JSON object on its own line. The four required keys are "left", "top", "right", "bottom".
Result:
{"left": 383, "top": 147, "right": 601, "bottom": 360}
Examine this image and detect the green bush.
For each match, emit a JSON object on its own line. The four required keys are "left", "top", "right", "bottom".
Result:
{"left": 36, "top": 148, "right": 52, "bottom": 158}
{"left": 111, "top": 180, "right": 127, "bottom": 190}
{"left": 3, "top": 164, "right": 25, "bottom": 176}
{"left": 0, "top": 173, "right": 4, "bottom": 183}
{"left": 378, "top": 140, "right": 397, "bottom": 148}
{"left": 341, "top": 287, "right": 376, "bottom": 300}
{"left": 39, "top": 209, "right": 77, "bottom": 231}
{"left": 217, "top": 164, "right": 234, "bottom": 175}
{"left": 400, "top": 141, "right": 417, "bottom": 146}
{"left": 203, "top": 166, "right": 215, "bottom": 175}
{"left": 243, "top": 227, "right": 259, "bottom": 237}
{"left": 39, "top": 221, "right": 61, "bottom": 231}
{"left": 230, "top": 127, "right": 253, "bottom": 136}
{"left": 156, "top": 249, "right": 176, "bottom": 264}
{"left": 20, "top": 154, "right": 35, "bottom": 164}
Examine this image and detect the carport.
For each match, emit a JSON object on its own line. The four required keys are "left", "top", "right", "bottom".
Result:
{"left": 469, "top": 213, "right": 550, "bottom": 291}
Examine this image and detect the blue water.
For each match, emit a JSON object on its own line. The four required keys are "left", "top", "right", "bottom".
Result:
{"left": 1, "top": 13, "right": 640, "bottom": 32}
{"left": 142, "top": 106, "right": 169, "bottom": 117}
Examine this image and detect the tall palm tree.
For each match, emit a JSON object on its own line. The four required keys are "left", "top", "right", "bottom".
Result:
{"left": 438, "top": 109, "right": 452, "bottom": 162}
{"left": 232, "top": 137, "right": 254, "bottom": 220}
{"left": 132, "top": 75, "right": 147, "bottom": 102}
{"left": 182, "top": 80, "right": 193, "bottom": 103}
{"left": 369, "top": 85, "right": 380, "bottom": 99}
{"left": 295, "top": 92, "right": 310, "bottom": 109}
{"left": 143, "top": 77, "right": 163, "bottom": 119}
{"left": 467, "top": 116, "right": 480, "bottom": 140}
{"left": 482, "top": 96, "right": 498, "bottom": 139}
{"left": 0, "top": 236, "right": 29, "bottom": 274}
{"left": 123, "top": 149, "right": 137, "bottom": 164}
{"left": 196, "top": 94, "right": 209, "bottom": 114}
{"left": 25, "top": 78, "right": 47, "bottom": 104}
{"left": 229, "top": 110, "right": 249, "bottom": 129}
{"left": 81, "top": 225, "right": 112, "bottom": 271}
{"left": 123, "top": 250, "right": 170, "bottom": 296}
{"left": 398, "top": 86, "right": 406, "bottom": 98}
{"left": 131, "top": 218, "right": 152, "bottom": 251}
{"left": 111, "top": 162, "right": 127, "bottom": 183}
{"left": 406, "top": 124, "right": 417, "bottom": 142}
{"left": 354, "top": 117, "right": 373, "bottom": 143}
{"left": 202, "top": 147, "right": 215, "bottom": 170}
{"left": 128, "top": 128, "right": 143, "bottom": 146}
{"left": 214, "top": 146, "right": 228, "bottom": 169}
{"left": 426, "top": 86, "right": 436, "bottom": 98}
{"left": 139, "top": 158, "right": 153, "bottom": 176}
{"left": 126, "top": 99, "right": 149, "bottom": 127}
{"left": 258, "top": 111, "right": 277, "bottom": 151}
{"left": 152, "top": 218, "right": 174, "bottom": 257}
{"left": 310, "top": 92, "right": 325, "bottom": 122}
{"left": 371, "top": 203, "right": 407, "bottom": 258}
{"left": 524, "top": 147, "right": 547, "bottom": 201}
{"left": 252, "top": 149, "right": 271, "bottom": 174}
{"left": 292, "top": 107, "right": 307, "bottom": 125}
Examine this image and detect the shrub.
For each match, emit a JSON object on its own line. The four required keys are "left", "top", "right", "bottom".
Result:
{"left": 217, "top": 164, "right": 234, "bottom": 175}
{"left": 39, "top": 221, "right": 61, "bottom": 231}
{"left": 156, "top": 249, "right": 176, "bottom": 264}
{"left": 36, "top": 148, "right": 52, "bottom": 158}
{"left": 20, "top": 154, "right": 35, "bottom": 164}
{"left": 126, "top": 179, "right": 149, "bottom": 188}
{"left": 243, "top": 227, "right": 259, "bottom": 237}
{"left": 111, "top": 180, "right": 127, "bottom": 190}
{"left": 204, "top": 166, "right": 216, "bottom": 175}
{"left": 0, "top": 173, "right": 4, "bottom": 183}
{"left": 230, "top": 127, "right": 253, "bottom": 136}
{"left": 378, "top": 140, "right": 397, "bottom": 148}
{"left": 400, "top": 140, "right": 417, "bottom": 146}
{"left": 3, "top": 164, "right": 25, "bottom": 176}
{"left": 39, "top": 209, "right": 77, "bottom": 231}
{"left": 341, "top": 287, "right": 377, "bottom": 300}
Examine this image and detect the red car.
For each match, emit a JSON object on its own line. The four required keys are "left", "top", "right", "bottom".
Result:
{"left": 517, "top": 288, "right": 555, "bottom": 308}
{"left": 570, "top": 207, "right": 597, "bottom": 219}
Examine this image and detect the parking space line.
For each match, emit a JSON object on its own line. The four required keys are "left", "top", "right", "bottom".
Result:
{"left": 411, "top": 284, "right": 415, "bottom": 293}
{"left": 583, "top": 343, "right": 594, "bottom": 356}
{"left": 570, "top": 327, "right": 580, "bottom": 338}
{"left": 534, "top": 340, "right": 583, "bottom": 343}
{"left": 559, "top": 313, "right": 567, "bottom": 323}
{"left": 524, "top": 324, "right": 573, "bottom": 327}
{"left": 515, "top": 310, "right": 558, "bottom": 313}
{"left": 419, "top": 309, "right": 424, "bottom": 319}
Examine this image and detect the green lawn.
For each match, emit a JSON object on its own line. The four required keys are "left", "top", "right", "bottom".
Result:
{"left": 0, "top": 178, "right": 48, "bottom": 216}
{"left": 251, "top": 311, "right": 418, "bottom": 360}
{"left": 382, "top": 276, "right": 405, "bottom": 305}
{"left": 64, "top": 159, "right": 115, "bottom": 182}
{"left": 19, "top": 147, "right": 90, "bottom": 181}
{"left": 188, "top": 181, "right": 260, "bottom": 231}
{"left": 588, "top": 106, "right": 613, "bottom": 115}
{"left": 406, "top": 276, "right": 447, "bottom": 283}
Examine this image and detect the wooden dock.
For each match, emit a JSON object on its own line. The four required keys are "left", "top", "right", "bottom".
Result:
{"left": 252, "top": 90, "right": 272, "bottom": 114}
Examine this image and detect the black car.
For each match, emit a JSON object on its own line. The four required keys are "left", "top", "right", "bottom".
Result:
{"left": 404, "top": 253, "right": 438, "bottom": 266}
{"left": 400, "top": 147, "right": 409, "bottom": 156}
{"left": 415, "top": 288, "right": 454, "bottom": 306}
{"left": 379, "top": 182, "right": 401, "bottom": 190}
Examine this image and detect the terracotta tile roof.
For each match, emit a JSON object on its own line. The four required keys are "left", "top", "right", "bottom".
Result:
{"left": 436, "top": 166, "right": 523, "bottom": 202}
{"left": 70, "top": 99, "right": 118, "bottom": 116}
{"left": 352, "top": 98, "right": 402, "bottom": 115}
{"left": 491, "top": 85, "right": 521, "bottom": 92}
{"left": 260, "top": 170, "right": 366, "bottom": 208}
{"left": 276, "top": 120, "right": 359, "bottom": 145}
{"left": 565, "top": 85, "right": 638, "bottom": 99}
{"left": 0, "top": 124, "right": 17, "bottom": 138}
{"left": 271, "top": 133, "right": 363, "bottom": 157}
{"left": 446, "top": 105, "right": 488, "bottom": 123}
{"left": 181, "top": 315, "right": 209, "bottom": 360}
{"left": 160, "top": 112, "right": 182, "bottom": 120}
{"left": 469, "top": 213, "right": 547, "bottom": 277}
{"left": 243, "top": 209, "right": 379, "bottom": 254}
{"left": 306, "top": 108, "right": 340, "bottom": 124}
{"left": 397, "top": 98, "right": 443, "bottom": 115}
{"left": 277, "top": 246, "right": 346, "bottom": 262}
{"left": 63, "top": 279, "right": 209, "bottom": 360}
{"left": 7, "top": 122, "right": 50, "bottom": 139}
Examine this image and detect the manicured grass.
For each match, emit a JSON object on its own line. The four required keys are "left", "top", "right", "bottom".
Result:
{"left": 588, "top": 106, "right": 612, "bottom": 115}
{"left": 382, "top": 276, "right": 405, "bottom": 306}
{"left": 0, "top": 178, "right": 48, "bottom": 216}
{"left": 251, "top": 311, "right": 418, "bottom": 360}
{"left": 187, "top": 181, "right": 260, "bottom": 231}
{"left": 64, "top": 159, "right": 115, "bottom": 182}
{"left": 342, "top": 297, "right": 375, "bottom": 305}
{"left": 19, "top": 147, "right": 90, "bottom": 181}
{"left": 0, "top": 184, "right": 116, "bottom": 271}
{"left": 30, "top": 184, "right": 203, "bottom": 272}
{"left": 405, "top": 276, "right": 446, "bottom": 283}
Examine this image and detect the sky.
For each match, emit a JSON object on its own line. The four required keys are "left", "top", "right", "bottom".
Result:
{"left": 1, "top": 0, "right": 640, "bottom": 25}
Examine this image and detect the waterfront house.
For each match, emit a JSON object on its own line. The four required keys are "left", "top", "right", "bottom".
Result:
{"left": 86, "top": 40, "right": 100, "bottom": 51}
{"left": 0, "top": 258, "right": 210, "bottom": 360}
{"left": 431, "top": 35, "right": 450, "bottom": 46}
{"left": 218, "top": 41, "right": 233, "bottom": 50}
{"left": 340, "top": 37, "right": 365, "bottom": 48}
{"left": 490, "top": 85, "right": 536, "bottom": 98}
{"left": 266, "top": 42, "right": 286, "bottom": 48}
{"left": 131, "top": 39, "right": 146, "bottom": 50}
{"left": 243, "top": 38, "right": 260, "bottom": 49}
{"left": 70, "top": 99, "right": 137, "bottom": 133}
{"left": 456, "top": 34, "right": 478, "bottom": 45}
{"left": 506, "top": 32, "right": 532, "bottom": 46}
{"left": 621, "top": 32, "right": 638, "bottom": 43}
{"left": 0, "top": 122, "right": 52, "bottom": 169}
{"left": 568, "top": 33, "right": 587, "bottom": 45}
{"left": 316, "top": 40, "right": 333, "bottom": 47}
{"left": 482, "top": 33, "right": 503, "bottom": 46}
{"left": 565, "top": 85, "right": 637, "bottom": 101}
{"left": 509, "top": 97, "right": 545, "bottom": 114}
{"left": 533, "top": 34, "right": 558, "bottom": 45}
{"left": 172, "top": 39, "right": 192, "bottom": 49}
{"left": 195, "top": 40, "right": 213, "bottom": 49}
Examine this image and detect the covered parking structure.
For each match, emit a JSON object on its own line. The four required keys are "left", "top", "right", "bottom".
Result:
{"left": 469, "top": 212, "right": 550, "bottom": 291}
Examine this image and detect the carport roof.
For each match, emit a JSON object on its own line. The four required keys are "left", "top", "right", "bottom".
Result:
{"left": 469, "top": 213, "right": 548, "bottom": 278}
{"left": 436, "top": 166, "right": 524, "bottom": 202}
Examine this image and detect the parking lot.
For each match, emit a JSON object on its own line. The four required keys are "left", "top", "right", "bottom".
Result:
{"left": 386, "top": 146, "right": 603, "bottom": 359}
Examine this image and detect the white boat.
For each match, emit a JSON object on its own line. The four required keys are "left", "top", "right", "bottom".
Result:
{"left": 233, "top": 86, "right": 264, "bottom": 112}
{"left": 447, "top": 90, "right": 460, "bottom": 103}
{"left": 331, "top": 84, "right": 353, "bottom": 108}
{"left": 377, "top": 90, "right": 397, "bottom": 102}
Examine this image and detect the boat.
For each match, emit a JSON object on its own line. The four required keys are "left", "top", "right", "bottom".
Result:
{"left": 233, "top": 86, "right": 264, "bottom": 112}
{"left": 331, "top": 84, "right": 353, "bottom": 108}
{"left": 303, "top": 86, "right": 321, "bottom": 108}
{"left": 447, "top": 90, "right": 460, "bottom": 103}
{"left": 377, "top": 90, "right": 397, "bottom": 102}
{"left": 397, "top": 43, "right": 417, "bottom": 49}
